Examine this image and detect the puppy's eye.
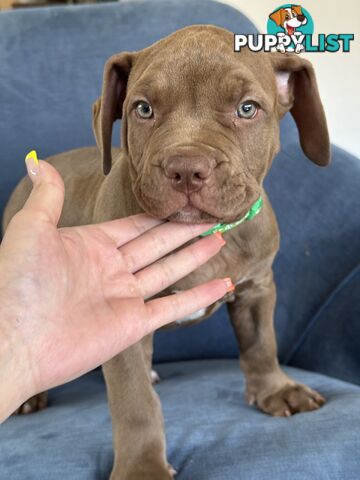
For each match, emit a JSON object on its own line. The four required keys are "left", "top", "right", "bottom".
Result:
{"left": 236, "top": 101, "right": 258, "bottom": 119}
{"left": 135, "top": 101, "right": 153, "bottom": 119}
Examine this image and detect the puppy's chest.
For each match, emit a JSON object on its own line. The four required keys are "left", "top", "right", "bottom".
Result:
{"left": 171, "top": 289, "right": 236, "bottom": 326}
{"left": 165, "top": 238, "right": 252, "bottom": 327}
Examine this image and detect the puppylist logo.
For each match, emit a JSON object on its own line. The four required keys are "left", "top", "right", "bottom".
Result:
{"left": 234, "top": 4, "right": 354, "bottom": 54}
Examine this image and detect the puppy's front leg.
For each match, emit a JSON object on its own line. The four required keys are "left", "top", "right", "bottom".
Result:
{"left": 227, "top": 270, "right": 325, "bottom": 416}
{"left": 102, "top": 335, "right": 172, "bottom": 480}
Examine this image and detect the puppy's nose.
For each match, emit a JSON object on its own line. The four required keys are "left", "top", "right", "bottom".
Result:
{"left": 297, "top": 14, "right": 305, "bottom": 21}
{"left": 164, "top": 156, "right": 212, "bottom": 193}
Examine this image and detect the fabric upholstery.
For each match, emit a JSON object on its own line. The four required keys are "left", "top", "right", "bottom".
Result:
{"left": 1, "top": 361, "right": 360, "bottom": 480}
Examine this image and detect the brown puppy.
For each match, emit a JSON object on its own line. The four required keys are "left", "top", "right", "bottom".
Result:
{"left": 3, "top": 25, "right": 329, "bottom": 479}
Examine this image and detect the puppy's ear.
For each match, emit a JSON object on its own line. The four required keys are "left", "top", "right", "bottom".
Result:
{"left": 271, "top": 53, "right": 330, "bottom": 166}
{"left": 292, "top": 5, "right": 303, "bottom": 16}
{"left": 92, "top": 52, "right": 134, "bottom": 175}
{"left": 269, "top": 8, "right": 283, "bottom": 26}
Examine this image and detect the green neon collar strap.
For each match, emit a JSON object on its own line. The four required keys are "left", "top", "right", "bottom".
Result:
{"left": 200, "top": 196, "right": 264, "bottom": 237}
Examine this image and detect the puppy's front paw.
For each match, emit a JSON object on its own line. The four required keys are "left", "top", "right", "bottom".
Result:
{"left": 256, "top": 384, "right": 325, "bottom": 417}
{"left": 13, "top": 392, "right": 48, "bottom": 415}
{"left": 110, "top": 462, "right": 175, "bottom": 480}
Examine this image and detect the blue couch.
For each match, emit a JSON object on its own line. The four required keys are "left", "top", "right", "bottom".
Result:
{"left": 1, "top": 1, "right": 360, "bottom": 478}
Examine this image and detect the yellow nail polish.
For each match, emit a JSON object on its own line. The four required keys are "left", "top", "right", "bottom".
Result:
{"left": 25, "top": 150, "right": 39, "bottom": 166}
{"left": 25, "top": 150, "right": 40, "bottom": 177}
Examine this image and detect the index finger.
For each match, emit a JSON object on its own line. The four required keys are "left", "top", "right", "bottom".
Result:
{"left": 94, "top": 213, "right": 164, "bottom": 246}
{"left": 119, "top": 221, "right": 216, "bottom": 273}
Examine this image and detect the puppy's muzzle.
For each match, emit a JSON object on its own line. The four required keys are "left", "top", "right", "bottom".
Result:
{"left": 164, "top": 155, "right": 213, "bottom": 194}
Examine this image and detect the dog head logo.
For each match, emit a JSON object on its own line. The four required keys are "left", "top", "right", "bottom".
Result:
{"left": 267, "top": 4, "right": 314, "bottom": 53}
{"left": 269, "top": 5, "right": 307, "bottom": 35}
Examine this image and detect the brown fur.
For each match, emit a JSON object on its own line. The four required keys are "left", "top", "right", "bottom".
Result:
{"left": 3, "top": 26, "right": 329, "bottom": 479}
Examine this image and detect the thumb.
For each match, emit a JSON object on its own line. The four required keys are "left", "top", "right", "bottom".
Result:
{"left": 24, "top": 150, "right": 65, "bottom": 226}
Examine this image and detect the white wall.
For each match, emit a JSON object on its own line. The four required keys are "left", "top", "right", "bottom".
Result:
{"left": 218, "top": 0, "right": 360, "bottom": 158}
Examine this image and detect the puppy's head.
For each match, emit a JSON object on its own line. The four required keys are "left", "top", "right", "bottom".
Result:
{"left": 269, "top": 6, "right": 307, "bottom": 32}
{"left": 93, "top": 25, "right": 329, "bottom": 223}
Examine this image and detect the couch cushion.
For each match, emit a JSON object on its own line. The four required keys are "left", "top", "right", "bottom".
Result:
{"left": 286, "top": 263, "right": 360, "bottom": 386}
{"left": 1, "top": 360, "right": 360, "bottom": 479}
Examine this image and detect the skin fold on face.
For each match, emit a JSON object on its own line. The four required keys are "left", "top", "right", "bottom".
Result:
{"left": 120, "top": 28, "right": 282, "bottom": 224}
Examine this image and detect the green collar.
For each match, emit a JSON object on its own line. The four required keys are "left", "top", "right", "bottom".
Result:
{"left": 200, "top": 196, "right": 264, "bottom": 237}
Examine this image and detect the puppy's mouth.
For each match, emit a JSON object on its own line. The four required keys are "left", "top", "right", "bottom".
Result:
{"left": 166, "top": 202, "right": 219, "bottom": 224}
{"left": 135, "top": 174, "right": 260, "bottom": 225}
{"left": 164, "top": 195, "right": 257, "bottom": 225}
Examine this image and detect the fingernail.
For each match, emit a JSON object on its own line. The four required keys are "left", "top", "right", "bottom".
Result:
{"left": 223, "top": 277, "right": 235, "bottom": 292}
{"left": 25, "top": 150, "right": 40, "bottom": 177}
{"left": 214, "top": 231, "right": 226, "bottom": 246}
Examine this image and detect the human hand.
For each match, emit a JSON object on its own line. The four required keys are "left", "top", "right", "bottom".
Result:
{"left": 0, "top": 153, "right": 231, "bottom": 421}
